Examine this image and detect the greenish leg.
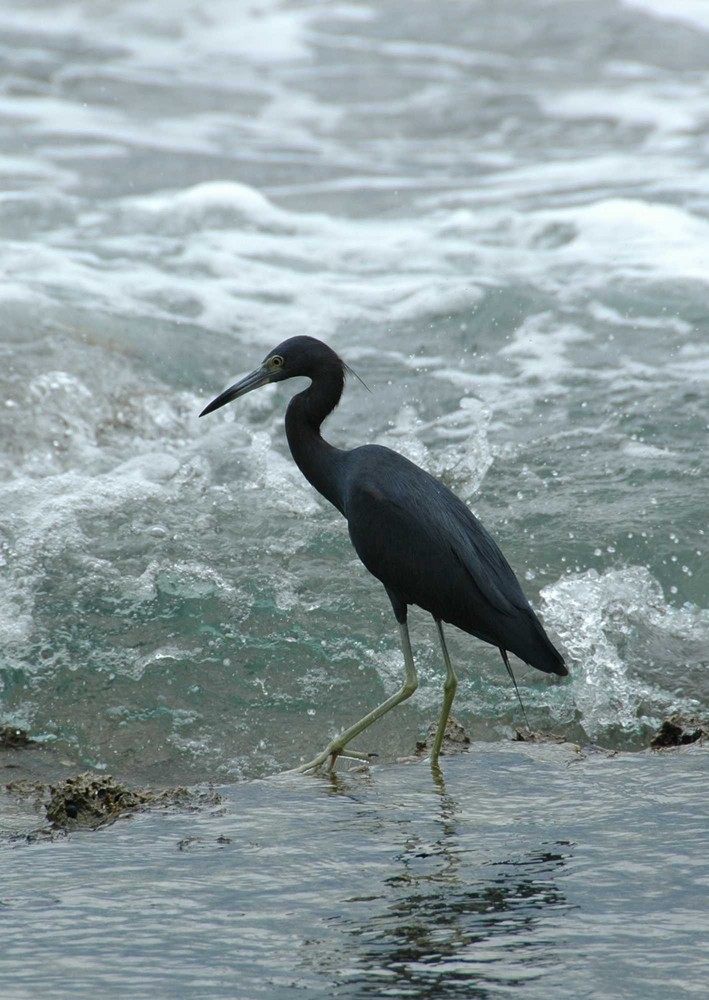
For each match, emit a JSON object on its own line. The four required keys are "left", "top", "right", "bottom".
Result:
{"left": 284, "top": 621, "right": 419, "bottom": 775}
{"left": 430, "top": 619, "right": 458, "bottom": 767}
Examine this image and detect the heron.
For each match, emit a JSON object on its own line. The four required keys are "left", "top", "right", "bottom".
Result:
{"left": 200, "top": 336, "right": 567, "bottom": 772}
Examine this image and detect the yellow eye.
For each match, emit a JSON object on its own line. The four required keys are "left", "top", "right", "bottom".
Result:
{"left": 270, "top": 355, "right": 284, "bottom": 369}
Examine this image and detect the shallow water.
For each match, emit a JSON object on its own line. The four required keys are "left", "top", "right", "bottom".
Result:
{"left": 2, "top": 745, "right": 709, "bottom": 999}
{"left": 0, "top": 0, "right": 708, "bottom": 993}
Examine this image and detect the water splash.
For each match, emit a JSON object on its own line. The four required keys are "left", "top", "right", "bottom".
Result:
{"left": 542, "top": 566, "right": 706, "bottom": 739}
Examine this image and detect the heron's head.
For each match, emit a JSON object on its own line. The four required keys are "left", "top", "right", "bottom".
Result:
{"left": 200, "top": 336, "right": 352, "bottom": 416}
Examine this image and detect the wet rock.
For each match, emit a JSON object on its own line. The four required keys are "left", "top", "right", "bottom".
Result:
{"left": 651, "top": 716, "right": 707, "bottom": 750}
{"left": 44, "top": 773, "right": 223, "bottom": 830}
{"left": 177, "top": 836, "right": 203, "bottom": 851}
{"left": 0, "top": 728, "right": 35, "bottom": 749}
{"left": 3, "top": 772, "right": 223, "bottom": 837}
{"left": 513, "top": 729, "right": 571, "bottom": 745}
{"left": 5, "top": 779, "right": 46, "bottom": 801}
{"left": 45, "top": 773, "right": 152, "bottom": 830}
{"left": 416, "top": 716, "right": 471, "bottom": 756}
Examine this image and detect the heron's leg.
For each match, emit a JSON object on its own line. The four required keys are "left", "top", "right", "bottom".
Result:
{"left": 430, "top": 619, "right": 458, "bottom": 767}
{"left": 284, "top": 621, "right": 419, "bottom": 774}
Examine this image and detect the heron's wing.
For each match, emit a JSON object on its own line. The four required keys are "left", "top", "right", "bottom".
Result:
{"left": 442, "top": 497, "right": 531, "bottom": 616}
{"left": 344, "top": 447, "right": 566, "bottom": 675}
{"left": 345, "top": 449, "right": 528, "bottom": 619}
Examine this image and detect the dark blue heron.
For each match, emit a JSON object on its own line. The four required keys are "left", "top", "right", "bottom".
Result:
{"left": 201, "top": 336, "right": 567, "bottom": 772}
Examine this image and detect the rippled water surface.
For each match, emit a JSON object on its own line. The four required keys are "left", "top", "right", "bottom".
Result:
{"left": 3, "top": 746, "right": 709, "bottom": 999}
{"left": 1, "top": 0, "right": 708, "bottom": 994}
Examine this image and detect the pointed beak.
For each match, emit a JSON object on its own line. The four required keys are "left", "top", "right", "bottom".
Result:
{"left": 199, "top": 365, "right": 272, "bottom": 417}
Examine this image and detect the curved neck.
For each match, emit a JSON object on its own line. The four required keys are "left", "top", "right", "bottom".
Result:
{"left": 284, "top": 368, "right": 346, "bottom": 514}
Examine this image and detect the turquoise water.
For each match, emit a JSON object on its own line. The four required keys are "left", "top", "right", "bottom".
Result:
{"left": 1, "top": 0, "right": 708, "bottom": 994}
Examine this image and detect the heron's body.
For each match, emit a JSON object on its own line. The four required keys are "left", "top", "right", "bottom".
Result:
{"left": 201, "top": 335, "right": 566, "bottom": 771}
{"left": 343, "top": 445, "right": 562, "bottom": 671}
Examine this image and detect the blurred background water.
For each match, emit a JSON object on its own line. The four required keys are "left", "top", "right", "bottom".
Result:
{"left": 0, "top": 0, "right": 708, "bottom": 995}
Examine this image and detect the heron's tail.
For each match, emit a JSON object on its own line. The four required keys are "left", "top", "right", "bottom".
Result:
{"left": 515, "top": 611, "right": 567, "bottom": 676}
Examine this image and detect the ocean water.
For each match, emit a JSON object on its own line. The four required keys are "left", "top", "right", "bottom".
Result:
{"left": 2, "top": 746, "right": 708, "bottom": 999}
{"left": 0, "top": 0, "right": 708, "bottom": 995}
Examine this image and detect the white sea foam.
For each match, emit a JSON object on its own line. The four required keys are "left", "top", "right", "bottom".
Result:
{"left": 489, "top": 197, "right": 709, "bottom": 296}
{"left": 499, "top": 316, "right": 592, "bottom": 383}
{"left": 0, "top": 179, "right": 487, "bottom": 340}
{"left": 0, "top": 365, "right": 212, "bottom": 660}
{"left": 542, "top": 567, "right": 707, "bottom": 737}
{"left": 541, "top": 85, "right": 708, "bottom": 134}
{"left": 0, "top": 463, "right": 179, "bottom": 647}
{"left": 0, "top": 0, "right": 318, "bottom": 65}
{"left": 15, "top": 181, "right": 709, "bottom": 361}
{"left": 2, "top": 146, "right": 708, "bottom": 359}
{"left": 247, "top": 430, "right": 321, "bottom": 518}
{"left": 375, "top": 396, "right": 493, "bottom": 501}
{"left": 622, "top": 0, "right": 709, "bottom": 33}
{"left": 550, "top": 199, "right": 709, "bottom": 285}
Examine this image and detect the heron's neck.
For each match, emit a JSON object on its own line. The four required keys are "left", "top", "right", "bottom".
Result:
{"left": 285, "top": 371, "right": 346, "bottom": 515}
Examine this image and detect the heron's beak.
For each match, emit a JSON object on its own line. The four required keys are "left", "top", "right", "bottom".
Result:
{"left": 199, "top": 365, "right": 272, "bottom": 417}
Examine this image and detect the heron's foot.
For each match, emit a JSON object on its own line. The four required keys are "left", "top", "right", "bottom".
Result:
{"left": 283, "top": 744, "right": 377, "bottom": 775}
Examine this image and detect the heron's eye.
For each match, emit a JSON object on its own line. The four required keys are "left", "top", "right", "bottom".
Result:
{"left": 270, "top": 355, "right": 284, "bottom": 369}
